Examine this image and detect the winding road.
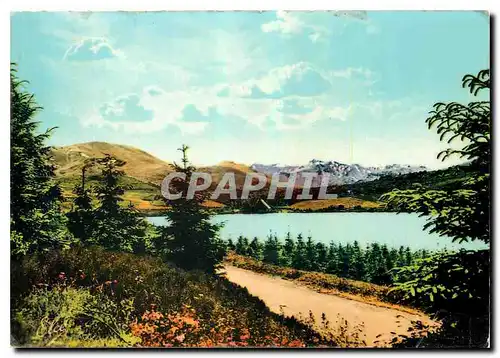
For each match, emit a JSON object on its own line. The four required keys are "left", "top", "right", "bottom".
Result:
{"left": 224, "top": 265, "right": 435, "bottom": 347}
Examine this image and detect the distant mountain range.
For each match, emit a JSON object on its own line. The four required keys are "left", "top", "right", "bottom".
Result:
{"left": 51, "top": 142, "right": 427, "bottom": 190}
{"left": 251, "top": 160, "right": 428, "bottom": 185}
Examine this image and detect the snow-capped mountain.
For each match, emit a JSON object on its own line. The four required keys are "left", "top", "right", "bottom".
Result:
{"left": 251, "top": 160, "right": 427, "bottom": 186}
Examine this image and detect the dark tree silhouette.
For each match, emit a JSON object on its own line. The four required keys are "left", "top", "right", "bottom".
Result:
{"left": 10, "top": 64, "right": 70, "bottom": 257}
{"left": 158, "top": 145, "right": 225, "bottom": 274}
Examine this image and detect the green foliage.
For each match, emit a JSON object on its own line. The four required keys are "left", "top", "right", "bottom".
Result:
{"left": 390, "top": 250, "right": 489, "bottom": 315}
{"left": 66, "top": 183, "right": 95, "bottom": 245}
{"left": 381, "top": 69, "right": 491, "bottom": 347}
{"left": 13, "top": 286, "right": 138, "bottom": 347}
{"left": 263, "top": 233, "right": 282, "bottom": 265}
{"left": 349, "top": 165, "right": 475, "bottom": 202}
{"left": 226, "top": 233, "right": 427, "bottom": 285}
{"left": 248, "top": 237, "right": 263, "bottom": 260}
{"left": 67, "top": 154, "right": 152, "bottom": 253}
{"left": 390, "top": 250, "right": 490, "bottom": 347}
{"left": 292, "top": 234, "right": 308, "bottom": 269}
{"left": 12, "top": 247, "right": 341, "bottom": 347}
{"left": 10, "top": 64, "right": 71, "bottom": 257}
{"left": 382, "top": 69, "right": 490, "bottom": 244}
{"left": 157, "top": 145, "right": 225, "bottom": 274}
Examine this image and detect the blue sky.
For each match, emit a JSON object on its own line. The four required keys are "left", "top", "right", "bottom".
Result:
{"left": 11, "top": 11, "right": 489, "bottom": 167}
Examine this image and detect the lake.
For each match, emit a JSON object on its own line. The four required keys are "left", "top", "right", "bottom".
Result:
{"left": 147, "top": 213, "right": 487, "bottom": 251}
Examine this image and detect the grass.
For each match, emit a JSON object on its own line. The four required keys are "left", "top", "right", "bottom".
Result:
{"left": 224, "top": 252, "right": 423, "bottom": 316}
{"left": 288, "top": 197, "right": 382, "bottom": 211}
{"left": 52, "top": 141, "right": 173, "bottom": 185}
{"left": 57, "top": 175, "right": 225, "bottom": 213}
{"left": 12, "top": 246, "right": 364, "bottom": 348}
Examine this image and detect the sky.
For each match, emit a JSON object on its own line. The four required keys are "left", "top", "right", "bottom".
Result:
{"left": 10, "top": 11, "right": 489, "bottom": 168}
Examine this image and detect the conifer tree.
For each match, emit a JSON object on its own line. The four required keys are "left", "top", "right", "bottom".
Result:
{"left": 226, "top": 238, "right": 236, "bottom": 251}
{"left": 248, "top": 237, "right": 263, "bottom": 260}
{"left": 92, "top": 155, "right": 149, "bottom": 253}
{"left": 315, "top": 242, "right": 328, "bottom": 273}
{"left": 283, "top": 232, "right": 296, "bottom": 267}
{"left": 159, "top": 145, "right": 225, "bottom": 273}
{"left": 326, "top": 242, "right": 340, "bottom": 275}
{"left": 351, "top": 241, "right": 365, "bottom": 280}
{"left": 235, "top": 235, "right": 248, "bottom": 255}
{"left": 292, "top": 234, "right": 307, "bottom": 269}
{"left": 67, "top": 158, "right": 97, "bottom": 245}
{"left": 263, "top": 233, "right": 281, "bottom": 265}
{"left": 10, "top": 64, "right": 70, "bottom": 257}
{"left": 305, "top": 235, "right": 317, "bottom": 271}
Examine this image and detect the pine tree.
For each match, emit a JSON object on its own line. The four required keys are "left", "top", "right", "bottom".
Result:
{"left": 67, "top": 183, "right": 95, "bottom": 245}
{"left": 263, "top": 233, "right": 281, "bottom": 265}
{"left": 340, "top": 244, "right": 351, "bottom": 278}
{"left": 67, "top": 158, "right": 97, "bottom": 245}
{"left": 226, "top": 238, "right": 236, "bottom": 251}
{"left": 292, "top": 234, "right": 307, "bottom": 269}
{"left": 351, "top": 240, "right": 366, "bottom": 280}
{"left": 160, "top": 145, "right": 225, "bottom": 274}
{"left": 283, "top": 232, "right": 296, "bottom": 267}
{"left": 326, "top": 242, "right": 340, "bottom": 275}
{"left": 235, "top": 235, "right": 248, "bottom": 255}
{"left": 397, "top": 246, "right": 407, "bottom": 267}
{"left": 404, "top": 247, "right": 413, "bottom": 266}
{"left": 92, "top": 155, "right": 149, "bottom": 253}
{"left": 315, "top": 242, "right": 328, "bottom": 273}
{"left": 10, "top": 64, "right": 70, "bottom": 257}
{"left": 248, "top": 237, "right": 263, "bottom": 260}
{"left": 305, "top": 235, "right": 317, "bottom": 271}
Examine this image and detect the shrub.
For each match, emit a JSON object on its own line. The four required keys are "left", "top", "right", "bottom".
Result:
{"left": 11, "top": 246, "right": 350, "bottom": 347}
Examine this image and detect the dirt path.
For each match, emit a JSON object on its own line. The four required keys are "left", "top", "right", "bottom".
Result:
{"left": 224, "top": 265, "right": 434, "bottom": 347}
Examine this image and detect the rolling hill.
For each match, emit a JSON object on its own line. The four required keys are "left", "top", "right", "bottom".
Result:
{"left": 199, "top": 161, "right": 263, "bottom": 189}
{"left": 51, "top": 142, "right": 174, "bottom": 186}
{"left": 51, "top": 142, "right": 258, "bottom": 212}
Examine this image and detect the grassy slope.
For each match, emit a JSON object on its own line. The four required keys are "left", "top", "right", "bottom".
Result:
{"left": 199, "top": 160, "right": 262, "bottom": 189}
{"left": 52, "top": 141, "right": 173, "bottom": 185}
{"left": 52, "top": 142, "right": 266, "bottom": 212}
{"left": 348, "top": 165, "right": 475, "bottom": 201}
{"left": 288, "top": 197, "right": 382, "bottom": 211}
{"left": 53, "top": 142, "right": 172, "bottom": 212}
{"left": 12, "top": 247, "right": 348, "bottom": 348}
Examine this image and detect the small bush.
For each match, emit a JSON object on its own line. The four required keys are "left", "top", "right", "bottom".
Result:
{"left": 11, "top": 246, "right": 353, "bottom": 347}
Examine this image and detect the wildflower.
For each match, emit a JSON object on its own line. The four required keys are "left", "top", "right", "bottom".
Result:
{"left": 239, "top": 334, "right": 250, "bottom": 341}
{"left": 288, "top": 339, "right": 305, "bottom": 348}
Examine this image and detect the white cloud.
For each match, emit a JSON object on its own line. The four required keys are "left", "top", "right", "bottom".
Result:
{"left": 63, "top": 37, "right": 123, "bottom": 61}
{"left": 261, "top": 10, "right": 303, "bottom": 34}
{"left": 78, "top": 59, "right": 376, "bottom": 136}
{"left": 218, "top": 62, "right": 376, "bottom": 99}
{"left": 261, "top": 11, "right": 380, "bottom": 42}
{"left": 82, "top": 89, "right": 209, "bottom": 135}
{"left": 330, "top": 67, "right": 374, "bottom": 80}
{"left": 261, "top": 11, "right": 328, "bottom": 43}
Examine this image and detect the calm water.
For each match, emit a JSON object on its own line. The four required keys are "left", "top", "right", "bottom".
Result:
{"left": 147, "top": 213, "right": 487, "bottom": 251}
